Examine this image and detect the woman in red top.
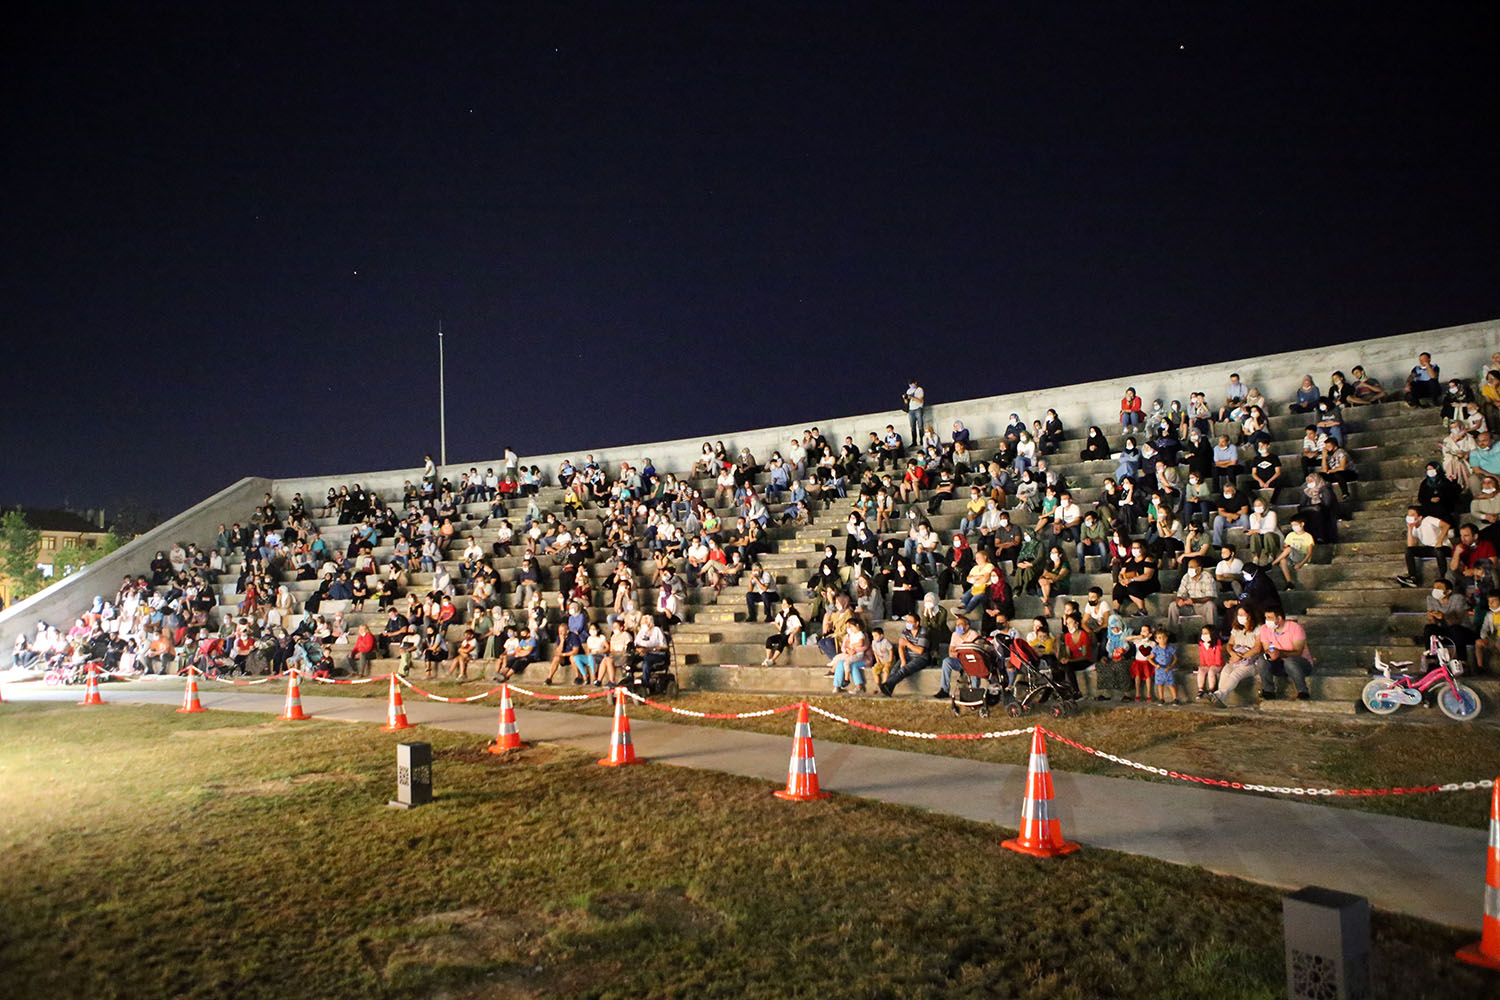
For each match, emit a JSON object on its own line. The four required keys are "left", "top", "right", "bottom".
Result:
{"left": 1120, "top": 387, "right": 1144, "bottom": 429}
{"left": 1060, "top": 613, "right": 1099, "bottom": 699}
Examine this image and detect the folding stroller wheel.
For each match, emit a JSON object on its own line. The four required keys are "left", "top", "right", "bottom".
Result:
{"left": 1007, "top": 702, "right": 1023, "bottom": 718}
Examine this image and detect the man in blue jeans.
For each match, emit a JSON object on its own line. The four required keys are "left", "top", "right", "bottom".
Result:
{"left": 904, "top": 380, "right": 926, "bottom": 444}
{"left": 878, "top": 614, "right": 931, "bottom": 696}
{"left": 1256, "top": 609, "right": 1313, "bottom": 700}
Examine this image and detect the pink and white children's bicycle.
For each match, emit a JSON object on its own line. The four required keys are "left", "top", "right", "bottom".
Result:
{"left": 1361, "top": 636, "right": 1482, "bottom": 721}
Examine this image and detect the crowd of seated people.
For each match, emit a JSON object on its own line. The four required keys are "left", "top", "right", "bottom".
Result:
{"left": 14, "top": 351, "right": 1493, "bottom": 705}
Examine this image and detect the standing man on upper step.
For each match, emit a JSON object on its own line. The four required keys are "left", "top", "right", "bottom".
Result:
{"left": 904, "top": 379, "right": 926, "bottom": 446}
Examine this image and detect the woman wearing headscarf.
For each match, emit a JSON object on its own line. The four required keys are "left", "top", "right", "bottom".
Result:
{"left": 1079, "top": 426, "right": 1111, "bottom": 461}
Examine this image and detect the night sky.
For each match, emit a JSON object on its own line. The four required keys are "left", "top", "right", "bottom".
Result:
{"left": 4, "top": 3, "right": 1496, "bottom": 517}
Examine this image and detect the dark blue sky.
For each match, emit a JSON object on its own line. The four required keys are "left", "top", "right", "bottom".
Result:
{"left": 3, "top": 3, "right": 1496, "bottom": 515}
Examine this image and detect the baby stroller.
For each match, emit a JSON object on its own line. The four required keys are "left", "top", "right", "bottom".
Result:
{"left": 949, "top": 639, "right": 1007, "bottom": 718}
{"left": 998, "top": 632, "right": 1078, "bottom": 718}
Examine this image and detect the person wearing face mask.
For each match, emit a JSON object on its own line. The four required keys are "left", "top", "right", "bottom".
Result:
{"left": 1245, "top": 498, "right": 1281, "bottom": 564}
{"left": 1298, "top": 473, "right": 1340, "bottom": 544}
{"left": 1476, "top": 592, "right": 1500, "bottom": 674}
{"left": 1471, "top": 475, "right": 1500, "bottom": 548}
{"left": 1289, "top": 374, "right": 1320, "bottom": 413}
{"left": 1182, "top": 428, "right": 1214, "bottom": 484}
{"left": 1209, "top": 607, "right": 1266, "bottom": 707}
{"left": 1395, "top": 506, "right": 1453, "bottom": 588}
{"left": 1211, "top": 482, "right": 1249, "bottom": 547}
{"left": 1416, "top": 462, "right": 1462, "bottom": 526}
{"left": 1076, "top": 510, "right": 1109, "bottom": 569}
{"left": 1222, "top": 563, "right": 1282, "bottom": 634}
{"left": 1269, "top": 516, "right": 1315, "bottom": 590}
{"left": 991, "top": 510, "right": 1022, "bottom": 572}
{"left": 1167, "top": 557, "right": 1217, "bottom": 628}
{"left": 1256, "top": 609, "right": 1315, "bottom": 700}
{"left": 1112, "top": 542, "right": 1160, "bottom": 618}
{"left": 1080, "top": 425, "right": 1111, "bottom": 461}
{"left": 1250, "top": 440, "right": 1283, "bottom": 506}
{"left": 1421, "top": 578, "right": 1473, "bottom": 655}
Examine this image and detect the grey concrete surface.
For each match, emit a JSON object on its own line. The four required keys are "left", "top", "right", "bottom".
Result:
{"left": 1, "top": 679, "right": 1488, "bottom": 931}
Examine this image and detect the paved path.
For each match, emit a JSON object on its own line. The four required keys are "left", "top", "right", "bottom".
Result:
{"left": 1, "top": 680, "right": 1488, "bottom": 931}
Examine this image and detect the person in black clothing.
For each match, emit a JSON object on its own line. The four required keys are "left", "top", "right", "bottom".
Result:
{"left": 1416, "top": 462, "right": 1462, "bottom": 526}
{"left": 1249, "top": 440, "right": 1283, "bottom": 506}
{"left": 1221, "top": 564, "right": 1282, "bottom": 634}
{"left": 1181, "top": 431, "right": 1214, "bottom": 484}
{"left": 1079, "top": 426, "right": 1111, "bottom": 461}
{"left": 149, "top": 551, "right": 173, "bottom": 586}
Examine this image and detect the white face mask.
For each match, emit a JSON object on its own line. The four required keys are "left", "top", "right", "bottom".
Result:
{"left": 1406, "top": 515, "right": 1418, "bottom": 524}
{"left": 1432, "top": 589, "right": 1446, "bottom": 601}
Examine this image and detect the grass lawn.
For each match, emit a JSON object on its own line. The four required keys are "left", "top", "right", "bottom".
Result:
{"left": 287, "top": 675, "right": 1500, "bottom": 829}
{"left": 0, "top": 702, "right": 1490, "bottom": 999}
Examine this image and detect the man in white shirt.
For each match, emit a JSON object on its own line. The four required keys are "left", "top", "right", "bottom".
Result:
{"left": 1394, "top": 506, "right": 1452, "bottom": 588}
{"left": 1214, "top": 545, "right": 1245, "bottom": 594}
{"left": 904, "top": 380, "right": 926, "bottom": 444}
{"left": 635, "top": 621, "right": 669, "bottom": 686}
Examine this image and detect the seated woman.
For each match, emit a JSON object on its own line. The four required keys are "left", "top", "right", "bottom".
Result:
{"left": 1111, "top": 541, "right": 1160, "bottom": 617}
{"left": 1441, "top": 378, "right": 1476, "bottom": 424}
{"left": 950, "top": 420, "right": 971, "bottom": 451}
{"left": 1114, "top": 437, "right": 1143, "bottom": 482}
{"left": 828, "top": 618, "right": 870, "bottom": 693}
{"left": 1037, "top": 545, "right": 1071, "bottom": 617}
{"left": 1288, "top": 375, "right": 1320, "bottom": 413}
{"left": 1079, "top": 426, "right": 1111, "bottom": 461}
{"left": 762, "top": 600, "right": 806, "bottom": 666}
{"left": 1210, "top": 606, "right": 1265, "bottom": 707}
{"left": 1039, "top": 409, "right": 1065, "bottom": 455}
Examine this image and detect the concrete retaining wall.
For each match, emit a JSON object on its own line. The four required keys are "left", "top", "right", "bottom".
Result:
{"left": 0, "top": 476, "right": 273, "bottom": 653}
{"left": 270, "top": 317, "right": 1498, "bottom": 501}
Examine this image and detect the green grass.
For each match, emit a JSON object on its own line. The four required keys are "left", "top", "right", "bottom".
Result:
{"left": 307, "top": 677, "right": 1500, "bottom": 829}
{"left": 0, "top": 703, "right": 1489, "bottom": 999}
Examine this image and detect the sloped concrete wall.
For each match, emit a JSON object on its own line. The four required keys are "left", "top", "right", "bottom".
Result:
{"left": 0, "top": 477, "right": 273, "bottom": 654}
{"left": 271, "top": 317, "right": 1498, "bottom": 500}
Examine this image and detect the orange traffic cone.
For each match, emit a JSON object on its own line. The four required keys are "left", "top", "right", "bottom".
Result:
{"left": 78, "top": 665, "right": 105, "bottom": 706}
{"left": 177, "top": 667, "right": 207, "bottom": 713}
{"left": 1457, "top": 780, "right": 1500, "bottom": 969}
{"left": 487, "top": 684, "right": 527, "bottom": 753}
{"left": 1001, "top": 727, "right": 1080, "bottom": 858}
{"left": 597, "top": 687, "right": 641, "bottom": 766}
{"left": 774, "top": 701, "right": 831, "bottom": 801}
{"left": 380, "top": 672, "right": 412, "bottom": 731}
{"left": 278, "top": 668, "right": 309, "bottom": 721}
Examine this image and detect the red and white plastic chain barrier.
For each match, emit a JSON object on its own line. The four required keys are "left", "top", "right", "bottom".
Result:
{"left": 806, "top": 703, "right": 1034, "bottom": 741}
{"left": 394, "top": 673, "right": 508, "bottom": 703}
{"left": 506, "top": 683, "right": 613, "bottom": 703}
{"left": 307, "top": 672, "right": 386, "bottom": 686}
{"left": 616, "top": 686, "right": 801, "bottom": 719}
{"left": 1038, "top": 728, "right": 1496, "bottom": 797}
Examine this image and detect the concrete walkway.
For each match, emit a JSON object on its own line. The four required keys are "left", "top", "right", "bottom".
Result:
{"left": 1, "top": 680, "right": 1488, "bottom": 931}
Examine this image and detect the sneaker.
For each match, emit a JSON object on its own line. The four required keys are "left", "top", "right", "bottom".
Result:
{"left": 573, "top": 676, "right": 583, "bottom": 685}
{"left": 1393, "top": 575, "right": 1417, "bottom": 588}
{"left": 1211, "top": 695, "right": 1228, "bottom": 709}
{"left": 1095, "top": 694, "right": 1110, "bottom": 701}
{"left": 833, "top": 685, "right": 848, "bottom": 694}
{"left": 878, "top": 683, "right": 893, "bottom": 697}
{"left": 1284, "top": 582, "right": 1295, "bottom": 590}
{"left": 1122, "top": 695, "right": 1135, "bottom": 702}
{"left": 1296, "top": 692, "right": 1311, "bottom": 701}
{"left": 931, "top": 689, "right": 950, "bottom": 699}
{"left": 544, "top": 678, "right": 553, "bottom": 686}
{"left": 1259, "top": 690, "right": 1277, "bottom": 700}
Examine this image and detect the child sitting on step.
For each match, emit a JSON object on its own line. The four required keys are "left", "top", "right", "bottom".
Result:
{"left": 1196, "top": 626, "right": 1225, "bottom": 699}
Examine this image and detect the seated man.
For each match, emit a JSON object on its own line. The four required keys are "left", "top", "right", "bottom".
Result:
{"left": 1211, "top": 483, "right": 1248, "bottom": 547}
{"left": 879, "top": 614, "right": 932, "bottom": 696}
{"left": 1167, "top": 558, "right": 1217, "bottom": 628}
{"left": 1256, "top": 609, "right": 1314, "bottom": 700}
{"left": 1405, "top": 351, "right": 1442, "bottom": 407}
{"left": 1422, "top": 578, "right": 1475, "bottom": 659}
{"left": 1346, "top": 364, "right": 1387, "bottom": 405}
{"left": 1394, "top": 506, "right": 1452, "bottom": 588}
{"left": 931, "top": 616, "right": 987, "bottom": 699}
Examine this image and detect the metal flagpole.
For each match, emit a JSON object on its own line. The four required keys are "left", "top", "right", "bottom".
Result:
{"left": 438, "top": 321, "right": 447, "bottom": 467}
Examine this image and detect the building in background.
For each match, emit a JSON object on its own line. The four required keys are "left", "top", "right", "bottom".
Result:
{"left": 0, "top": 508, "right": 110, "bottom": 607}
